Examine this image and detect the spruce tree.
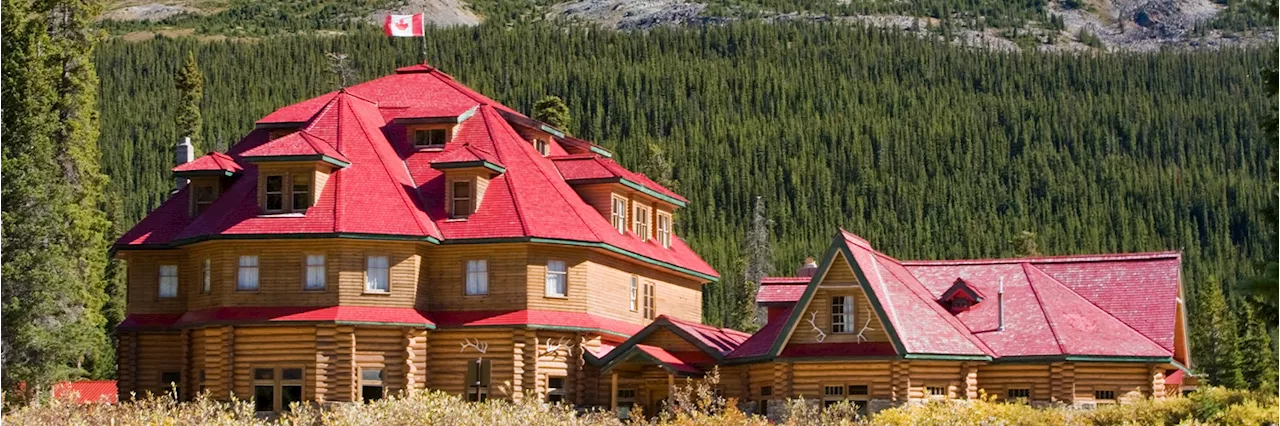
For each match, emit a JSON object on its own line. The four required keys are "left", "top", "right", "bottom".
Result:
{"left": 1238, "top": 306, "right": 1277, "bottom": 392}
{"left": 532, "top": 95, "right": 571, "bottom": 132}
{"left": 175, "top": 50, "right": 204, "bottom": 151}
{"left": 1191, "top": 277, "right": 1246, "bottom": 388}
{"left": 640, "top": 142, "right": 679, "bottom": 192}
{"left": 743, "top": 196, "right": 773, "bottom": 328}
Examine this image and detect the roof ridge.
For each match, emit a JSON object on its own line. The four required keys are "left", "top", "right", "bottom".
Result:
{"left": 302, "top": 93, "right": 340, "bottom": 134}
{"left": 1022, "top": 262, "right": 1068, "bottom": 356}
{"left": 900, "top": 251, "right": 1182, "bottom": 266}
{"left": 1025, "top": 263, "right": 1170, "bottom": 354}
{"left": 479, "top": 107, "right": 530, "bottom": 236}
{"left": 343, "top": 95, "right": 433, "bottom": 237}
{"left": 874, "top": 251, "right": 994, "bottom": 356}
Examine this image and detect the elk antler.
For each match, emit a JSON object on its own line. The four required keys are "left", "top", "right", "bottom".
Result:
{"left": 806, "top": 311, "right": 827, "bottom": 343}
{"left": 854, "top": 317, "right": 875, "bottom": 343}
{"left": 460, "top": 338, "right": 489, "bottom": 354}
{"left": 539, "top": 337, "right": 572, "bottom": 358}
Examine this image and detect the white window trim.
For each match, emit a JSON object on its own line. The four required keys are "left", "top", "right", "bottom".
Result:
{"left": 365, "top": 255, "right": 391, "bottom": 293}
{"left": 451, "top": 180, "right": 473, "bottom": 218}
{"left": 656, "top": 212, "right": 672, "bottom": 248}
{"left": 466, "top": 259, "right": 489, "bottom": 296}
{"left": 158, "top": 264, "right": 179, "bottom": 299}
{"left": 610, "top": 196, "right": 627, "bottom": 234}
{"left": 545, "top": 260, "right": 567, "bottom": 297}
{"left": 237, "top": 255, "right": 259, "bottom": 291}
{"left": 202, "top": 258, "right": 212, "bottom": 294}
{"left": 629, "top": 276, "right": 638, "bottom": 312}
{"left": 304, "top": 254, "right": 326, "bottom": 291}
{"left": 831, "top": 296, "right": 854, "bottom": 333}
{"left": 632, "top": 204, "right": 651, "bottom": 241}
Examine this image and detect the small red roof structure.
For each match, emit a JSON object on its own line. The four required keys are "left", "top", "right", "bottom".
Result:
{"left": 52, "top": 380, "right": 118, "bottom": 404}
{"left": 239, "top": 130, "right": 351, "bottom": 166}
{"left": 595, "top": 315, "right": 751, "bottom": 373}
{"left": 172, "top": 152, "right": 242, "bottom": 176}
{"left": 551, "top": 154, "right": 687, "bottom": 205}
{"left": 755, "top": 283, "right": 807, "bottom": 305}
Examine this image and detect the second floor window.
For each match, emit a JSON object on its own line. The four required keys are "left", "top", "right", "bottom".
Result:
{"left": 466, "top": 259, "right": 488, "bottom": 295}
{"left": 264, "top": 175, "right": 284, "bottom": 212}
{"left": 633, "top": 205, "right": 650, "bottom": 241}
{"left": 534, "top": 138, "right": 549, "bottom": 156}
{"left": 610, "top": 196, "right": 627, "bottom": 234}
{"left": 643, "top": 281, "right": 656, "bottom": 320}
{"left": 831, "top": 296, "right": 853, "bottom": 333}
{"left": 238, "top": 255, "right": 259, "bottom": 291}
{"left": 656, "top": 212, "right": 672, "bottom": 248}
{"left": 192, "top": 184, "right": 216, "bottom": 215}
{"left": 629, "top": 276, "right": 638, "bottom": 312}
{"left": 545, "top": 260, "right": 567, "bottom": 297}
{"left": 305, "top": 254, "right": 326, "bottom": 290}
{"left": 413, "top": 128, "right": 447, "bottom": 147}
{"left": 451, "top": 181, "right": 473, "bottom": 218}
{"left": 158, "top": 264, "right": 178, "bottom": 298}
{"left": 292, "top": 174, "right": 311, "bottom": 211}
{"left": 366, "top": 255, "right": 390, "bottom": 292}
{"left": 202, "top": 258, "right": 212, "bottom": 293}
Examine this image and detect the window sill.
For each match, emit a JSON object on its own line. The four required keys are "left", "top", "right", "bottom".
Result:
{"left": 464, "top": 293, "right": 489, "bottom": 297}
{"left": 303, "top": 288, "right": 328, "bottom": 292}
{"left": 235, "top": 289, "right": 260, "bottom": 293}
{"left": 416, "top": 146, "right": 446, "bottom": 152}
{"left": 363, "top": 290, "right": 392, "bottom": 295}
{"left": 544, "top": 294, "right": 568, "bottom": 299}
{"left": 446, "top": 218, "right": 468, "bottom": 222}
{"left": 258, "top": 212, "right": 305, "bottom": 218}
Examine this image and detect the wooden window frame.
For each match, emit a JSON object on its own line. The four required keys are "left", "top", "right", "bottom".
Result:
{"left": 160, "top": 371, "right": 181, "bottom": 400}
{"left": 616, "top": 388, "right": 637, "bottom": 419}
{"left": 656, "top": 211, "right": 672, "bottom": 248}
{"left": 534, "top": 138, "right": 550, "bottom": 156}
{"left": 1005, "top": 386, "right": 1032, "bottom": 403}
{"left": 632, "top": 204, "right": 651, "bottom": 241}
{"left": 303, "top": 253, "right": 326, "bottom": 291}
{"left": 465, "top": 358, "right": 492, "bottom": 402}
{"left": 359, "top": 367, "right": 385, "bottom": 403}
{"left": 831, "top": 296, "right": 854, "bottom": 333}
{"left": 449, "top": 179, "right": 473, "bottom": 218}
{"left": 545, "top": 259, "right": 568, "bottom": 298}
{"left": 629, "top": 276, "right": 639, "bottom": 312}
{"left": 465, "top": 259, "right": 489, "bottom": 296}
{"left": 252, "top": 366, "right": 304, "bottom": 413}
{"left": 291, "top": 173, "right": 311, "bottom": 212}
{"left": 643, "top": 281, "right": 656, "bottom": 320}
{"left": 158, "top": 264, "right": 179, "bottom": 299}
{"left": 925, "top": 384, "right": 949, "bottom": 400}
{"left": 191, "top": 182, "right": 218, "bottom": 216}
{"left": 1093, "top": 389, "right": 1117, "bottom": 404}
{"left": 237, "top": 255, "right": 260, "bottom": 292}
{"left": 263, "top": 174, "right": 286, "bottom": 213}
{"left": 267, "top": 129, "right": 293, "bottom": 140}
{"left": 822, "top": 384, "right": 845, "bottom": 408}
{"left": 546, "top": 375, "right": 566, "bottom": 402}
{"left": 610, "top": 195, "right": 628, "bottom": 234}
{"left": 202, "top": 258, "right": 212, "bottom": 294}
{"left": 408, "top": 126, "right": 450, "bottom": 149}
{"left": 364, "top": 255, "right": 391, "bottom": 294}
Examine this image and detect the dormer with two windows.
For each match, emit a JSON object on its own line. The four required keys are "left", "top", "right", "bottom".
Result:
{"left": 550, "top": 154, "right": 685, "bottom": 248}
{"left": 240, "top": 130, "right": 350, "bottom": 215}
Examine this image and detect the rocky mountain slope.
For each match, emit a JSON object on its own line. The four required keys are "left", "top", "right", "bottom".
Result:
{"left": 99, "top": 0, "right": 1274, "bottom": 51}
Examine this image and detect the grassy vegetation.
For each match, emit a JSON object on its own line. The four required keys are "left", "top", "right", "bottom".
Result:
{"left": 6, "top": 372, "right": 1276, "bottom": 426}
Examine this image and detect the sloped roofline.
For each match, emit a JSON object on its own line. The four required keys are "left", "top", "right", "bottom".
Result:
{"left": 593, "top": 315, "right": 744, "bottom": 370}
{"left": 900, "top": 251, "right": 1181, "bottom": 266}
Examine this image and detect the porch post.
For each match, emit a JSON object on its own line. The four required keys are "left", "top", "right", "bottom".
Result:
{"left": 610, "top": 371, "right": 618, "bottom": 411}
{"left": 667, "top": 373, "right": 674, "bottom": 394}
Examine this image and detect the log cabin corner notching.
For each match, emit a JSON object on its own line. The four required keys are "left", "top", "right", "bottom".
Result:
{"left": 115, "top": 64, "right": 1190, "bottom": 417}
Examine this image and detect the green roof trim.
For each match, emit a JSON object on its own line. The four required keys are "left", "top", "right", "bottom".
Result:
{"left": 991, "top": 355, "right": 1174, "bottom": 364}
{"left": 174, "top": 170, "right": 237, "bottom": 178}
{"left": 244, "top": 154, "right": 351, "bottom": 168}
{"left": 903, "top": 353, "right": 992, "bottom": 361}
{"left": 589, "top": 145, "right": 614, "bottom": 158}
{"left": 430, "top": 160, "right": 507, "bottom": 174}
{"left": 594, "top": 317, "right": 728, "bottom": 367}
{"left": 438, "top": 236, "right": 716, "bottom": 282}
{"left": 618, "top": 178, "right": 688, "bottom": 208}
{"left": 539, "top": 124, "right": 566, "bottom": 138}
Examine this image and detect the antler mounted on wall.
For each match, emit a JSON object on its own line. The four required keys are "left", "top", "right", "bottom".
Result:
{"left": 806, "top": 311, "right": 827, "bottom": 343}
{"left": 854, "top": 317, "right": 875, "bottom": 343}
{"left": 539, "top": 337, "right": 572, "bottom": 359}
{"left": 460, "top": 338, "right": 489, "bottom": 354}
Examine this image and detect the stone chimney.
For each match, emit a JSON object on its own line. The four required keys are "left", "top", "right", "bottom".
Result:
{"left": 796, "top": 256, "right": 818, "bottom": 278}
{"left": 175, "top": 136, "right": 194, "bottom": 190}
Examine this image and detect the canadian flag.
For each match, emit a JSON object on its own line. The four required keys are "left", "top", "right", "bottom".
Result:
{"left": 384, "top": 14, "right": 424, "bottom": 37}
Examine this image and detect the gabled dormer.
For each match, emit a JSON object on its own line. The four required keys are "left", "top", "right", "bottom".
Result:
{"left": 550, "top": 154, "right": 686, "bottom": 248}
{"left": 392, "top": 105, "right": 477, "bottom": 151}
{"left": 497, "top": 109, "right": 567, "bottom": 157}
{"left": 173, "top": 151, "right": 243, "bottom": 217}
{"left": 939, "top": 277, "right": 985, "bottom": 314}
{"left": 430, "top": 145, "right": 505, "bottom": 219}
{"left": 240, "top": 130, "right": 350, "bottom": 214}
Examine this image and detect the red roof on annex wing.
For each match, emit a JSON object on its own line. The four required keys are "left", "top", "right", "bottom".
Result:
{"left": 551, "top": 154, "right": 687, "bottom": 204}
{"left": 116, "top": 64, "right": 717, "bottom": 281}
{"left": 173, "top": 151, "right": 242, "bottom": 175}
{"left": 755, "top": 283, "right": 807, "bottom": 304}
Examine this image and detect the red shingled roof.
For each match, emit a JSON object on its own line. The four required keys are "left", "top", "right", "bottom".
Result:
{"left": 663, "top": 316, "right": 752, "bottom": 355}
{"left": 756, "top": 283, "right": 807, "bottom": 304}
{"left": 173, "top": 152, "right": 242, "bottom": 175}
{"left": 551, "top": 154, "right": 687, "bottom": 203}
{"left": 121, "top": 306, "right": 434, "bottom": 329}
{"left": 119, "top": 64, "right": 715, "bottom": 281}
{"left": 428, "top": 310, "right": 644, "bottom": 338}
{"left": 730, "top": 230, "right": 1181, "bottom": 363}
{"left": 52, "top": 380, "right": 118, "bottom": 404}
{"left": 634, "top": 345, "right": 709, "bottom": 374}
{"left": 430, "top": 144, "right": 504, "bottom": 169}
{"left": 760, "top": 276, "right": 810, "bottom": 284}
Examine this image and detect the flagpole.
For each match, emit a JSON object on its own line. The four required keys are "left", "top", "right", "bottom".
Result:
{"left": 421, "top": 15, "right": 427, "bottom": 64}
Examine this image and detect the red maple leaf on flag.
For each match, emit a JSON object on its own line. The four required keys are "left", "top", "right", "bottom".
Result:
{"left": 395, "top": 18, "right": 409, "bottom": 31}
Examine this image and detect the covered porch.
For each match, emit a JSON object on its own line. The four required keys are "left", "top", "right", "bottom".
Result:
{"left": 603, "top": 344, "right": 708, "bottom": 419}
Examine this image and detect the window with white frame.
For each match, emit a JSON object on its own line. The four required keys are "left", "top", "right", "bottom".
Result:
{"left": 534, "top": 138, "right": 550, "bottom": 156}
{"left": 629, "top": 276, "right": 639, "bottom": 312}
{"left": 158, "top": 264, "right": 179, "bottom": 298}
{"left": 466, "top": 260, "right": 488, "bottom": 295}
{"left": 451, "top": 180, "right": 473, "bottom": 218}
{"left": 632, "top": 204, "right": 651, "bottom": 241}
{"left": 610, "top": 196, "right": 627, "bottom": 234}
{"left": 366, "top": 256, "right": 390, "bottom": 292}
{"left": 643, "top": 281, "right": 656, "bottom": 320}
{"left": 237, "top": 255, "right": 259, "bottom": 291}
{"left": 656, "top": 212, "right": 672, "bottom": 248}
{"left": 831, "top": 296, "right": 853, "bottom": 333}
{"left": 545, "top": 260, "right": 567, "bottom": 297}
{"left": 202, "top": 258, "right": 212, "bottom": 293}
{"left": 361, "top": 368, "right": 384, "bottom": 402}
{"left": 304, "top": 254, "right": 326, "bottom": 290}
{"left": 926, "top": 385, "right": 948, "bottom": 399}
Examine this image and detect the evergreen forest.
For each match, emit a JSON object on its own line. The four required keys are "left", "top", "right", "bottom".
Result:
{"left": 4, "top": 10, "right": 1276, "bottom": 396}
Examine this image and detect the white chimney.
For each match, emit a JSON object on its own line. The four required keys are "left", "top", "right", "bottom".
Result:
{"left": 175, "top": 136, "right": 194, "bottom": 190}
{"left": 997, "top": 277, "right": 1005, "bottom": 332}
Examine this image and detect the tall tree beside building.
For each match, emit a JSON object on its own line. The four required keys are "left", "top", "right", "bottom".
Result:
{"left": 1238, "top": 306, "right": 1277, "bottom": 392}
{"left": 1190, "top": 276, "right": 1246, "bottom": 388}
{"left": 640, "top": 142, "right": 679, "bottom": 194}
{"left": 742, "top": 196, "right": 773, "bottom": 328}
{"left": 175, "top": 50, "right": 204, "bottom": 151}
{"left": 532, "top": 95, "right": 571, "bottom": 132}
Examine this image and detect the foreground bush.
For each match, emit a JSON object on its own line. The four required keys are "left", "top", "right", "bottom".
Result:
{"left": 6, "top": 384, "right": 1275, "bottom": 425}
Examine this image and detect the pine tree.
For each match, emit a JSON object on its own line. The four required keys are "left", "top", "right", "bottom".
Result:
{"left": 532, "top": 95, "right": 571, "bottom": 132}
{"left": 1238, "top": 306, "right": 1277, "bottom": 392}
{"left": 639, "top": 142, "right": 679, "bottom": 193}
{"left": 742, "top": 196, "right": 773, "bottom": 328}
{"left": 1011, "top": 230, "right": 1041, "bottom": 257}
{"left": 175, "top": 50, "right": 204, "bottom": 151}
{"left": 1191, "top": 276, "right": 1246, "bottom": 388}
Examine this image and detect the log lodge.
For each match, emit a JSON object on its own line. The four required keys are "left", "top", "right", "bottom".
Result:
{"left": 114, "top": 64, "right": 1191, "bottom": 418}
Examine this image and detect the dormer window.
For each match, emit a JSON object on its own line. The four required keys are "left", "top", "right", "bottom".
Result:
{"left": 534, "top": 138, "right": 550, "bottom": 156}
{"left": 656, "top": 211, "right": 672, "bottom": 248}
{"left": 264, "top": 175, "right": 285, "bottom": 212}
{"left": 192, "top": 183, "right": 217, "bottom": 215}
{"left": 940, "top": 278, "right": 985, "bottom": 314}
{"left": 267, "top": 128, "right": 294, "bottom": 140}
{"left": 611, "top": 196, "right": 628, "bottom": 234}
{"left": 292, "top": 174, "right": 311, "bottom": 211}
{"left": 633, "top": 204, "right": 651, "bottom": 241}
{"left": 413, "top": 128, "right": 448, "bottom": 148}
{"left": 451, "top": 180, "right": 473, "bottom": 218}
